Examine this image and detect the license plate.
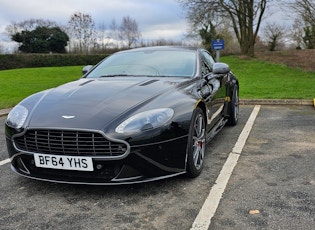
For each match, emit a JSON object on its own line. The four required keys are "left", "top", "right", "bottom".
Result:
{"left": 34, "top": 154, "right": 94, "bottom": 171}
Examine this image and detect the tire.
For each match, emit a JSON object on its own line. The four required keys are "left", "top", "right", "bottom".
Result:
{"left": 186, "top": 107, "right": 206, "bottom": 178}
{"left": 227, "top": 85, "right": 239, "bottom": 126}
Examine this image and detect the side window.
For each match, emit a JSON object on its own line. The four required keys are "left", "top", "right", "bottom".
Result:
{"left": 202, "top": 51, "right": 215, "bottom": 68}
{"left": 201, "top": 57, "right": 211, "bottom": 76}
{"left": 201, "top": 51, "right": 215, "bottom": 76}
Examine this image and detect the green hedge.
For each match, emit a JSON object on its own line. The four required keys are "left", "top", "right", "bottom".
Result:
{"left": 0, "top": 54, "right": 110, "bottom": 70}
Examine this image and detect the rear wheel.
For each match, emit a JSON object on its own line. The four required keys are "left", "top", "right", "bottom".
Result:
{"left": 227, "top": 85, "right": 239, "bottom": 126}
{"left": 186, "top": 107, "right": 206, "bottom": 178}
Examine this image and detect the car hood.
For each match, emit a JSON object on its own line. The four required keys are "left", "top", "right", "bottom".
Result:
{"left": 27, "top": 77, "right": 188, "bottom": 130}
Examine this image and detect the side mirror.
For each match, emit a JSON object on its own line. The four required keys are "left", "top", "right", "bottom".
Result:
{"left": 213, "top": 62, "right": 230, "bottom": 75}
{"left": 82, "top": 65, "right": 93, "bottom": 75}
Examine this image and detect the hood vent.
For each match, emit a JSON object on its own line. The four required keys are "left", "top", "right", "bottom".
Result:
{"left": 139, "top": 79, "right": 159, "bottom": 86}
{"left": 79, "top": 80, "right": 94, "bottom": 86}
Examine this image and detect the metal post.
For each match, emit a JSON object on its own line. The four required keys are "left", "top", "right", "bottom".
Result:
{"left": 216, "top": 50, "right": 220, "bottom": 62}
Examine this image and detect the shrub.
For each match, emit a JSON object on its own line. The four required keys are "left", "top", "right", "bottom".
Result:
{"left": 0, "top": 54, "right": 109, "bottom": 70}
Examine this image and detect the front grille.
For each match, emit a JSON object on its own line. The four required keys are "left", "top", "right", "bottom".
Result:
{"left": 13, "top": 129, "right": 128, "bottom": 157}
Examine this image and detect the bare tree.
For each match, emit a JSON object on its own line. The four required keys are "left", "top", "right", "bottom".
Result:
{"left": 178, "top": 0, "right": 271, "bottom": 56}
{"left": 263, "top": 22, "right": 286, "bottom": 51}
{"left": 67, "top": 12, "right": 96, "bottom": 53}
{"left": 286, "top": 0, "right": 315, "bottom": 49}
{"left": 94, "top": 22, "right": 110, "bottom": 51}
{"left": 119, "top": 16, "right": 141, "bottom": 48}
{"left": 109, "top": 18, "right": 120, "bottom": 48}
{"left": 6, "top": 19, "right": 58, "bottom": 36}
{"left": 144, "top": 38, "right": 183, "bottom": 47}
{"left": 289, "top": 0, "right": 315, "bottom": 26}
{"left": 291, "top": 17, "right": 305, "bottom": 49}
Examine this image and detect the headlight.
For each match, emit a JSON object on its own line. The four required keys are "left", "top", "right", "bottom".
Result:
{"left": 6, "top": 105, "right": 29, "bottom": 129}
{"left": 115, "top": 108, "right": 174, "bottom": 134}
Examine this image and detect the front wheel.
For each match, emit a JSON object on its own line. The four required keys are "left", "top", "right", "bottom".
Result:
{"left": 186, "top": 107, "right": 206, "bottom": 178}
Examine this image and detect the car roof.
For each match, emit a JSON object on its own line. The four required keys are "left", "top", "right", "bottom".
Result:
{"left": 116, "top": 46, "right": 200, "bottom": 54}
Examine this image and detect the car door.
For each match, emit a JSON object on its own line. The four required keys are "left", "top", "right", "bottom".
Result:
{"left": 200, "top": 51, "right": 226, "bottom": 128}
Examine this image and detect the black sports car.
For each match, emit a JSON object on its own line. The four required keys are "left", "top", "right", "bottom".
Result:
{"left": 5, "top": 46, "right": 239, "bottom": 185}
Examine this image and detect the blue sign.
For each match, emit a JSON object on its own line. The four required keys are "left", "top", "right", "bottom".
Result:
{"left": 212, "top": 39, "right": 225, "bottom": 50}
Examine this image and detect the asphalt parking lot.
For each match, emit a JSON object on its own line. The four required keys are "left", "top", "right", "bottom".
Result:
{"left": 0, "top": 105, "right": 314, "bottom": 230}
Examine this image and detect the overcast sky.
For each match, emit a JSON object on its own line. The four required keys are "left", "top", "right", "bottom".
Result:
{"left": 0, "top": 0, "right": 292, "bottom": 52}
{"left": 0, "top": 0, "right": 188, "bottom": 46}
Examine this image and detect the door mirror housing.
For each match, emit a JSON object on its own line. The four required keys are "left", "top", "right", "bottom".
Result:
{"left": 82, "top": 65, "right": 93, "bottom": 75}
{"left": 213, "top": 62, "right": 230, "bottom": 75}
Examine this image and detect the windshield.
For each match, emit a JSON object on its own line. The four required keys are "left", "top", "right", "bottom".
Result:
{"left": 86, "top": 49, "right": 197, "bottom": 78}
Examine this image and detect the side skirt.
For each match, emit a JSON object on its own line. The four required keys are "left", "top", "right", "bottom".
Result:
{"left": 206, "top": 118, "right": 227, "bottom": 143}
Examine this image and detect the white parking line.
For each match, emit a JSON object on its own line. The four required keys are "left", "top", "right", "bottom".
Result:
{"left": 191, "top": 105, "right": 261, "bottom": 230}
{"left": 0, "top": 158, "right": 10, "bottom": 166}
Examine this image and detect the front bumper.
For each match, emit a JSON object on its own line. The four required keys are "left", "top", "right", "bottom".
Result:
{"left": 7, "top": 135, "right": 188, "bottom": 185}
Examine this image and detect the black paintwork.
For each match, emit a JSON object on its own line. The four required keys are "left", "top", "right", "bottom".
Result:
{"left": 5, "top": 46, "right": 238, "bottom": 184}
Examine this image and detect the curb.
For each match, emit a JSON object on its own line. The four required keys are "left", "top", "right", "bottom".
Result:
{"left": 0, "top": 99, "right": 314, "bottom": 118}
{"left": 239, "top": 99, "right": 314, "bottom": 106}
{"left": 0, "top": 108, "right": 11, "bottom": 118}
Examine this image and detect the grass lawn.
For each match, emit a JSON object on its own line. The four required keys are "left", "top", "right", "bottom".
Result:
{"left": 221, "top": 56, "right": 315, "bottom": 100}
{"left": 0, "top": 56, "right": 315, "bottom": 109}
{"left": 0, "top": 66, "right": 82, "bottom": 109}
